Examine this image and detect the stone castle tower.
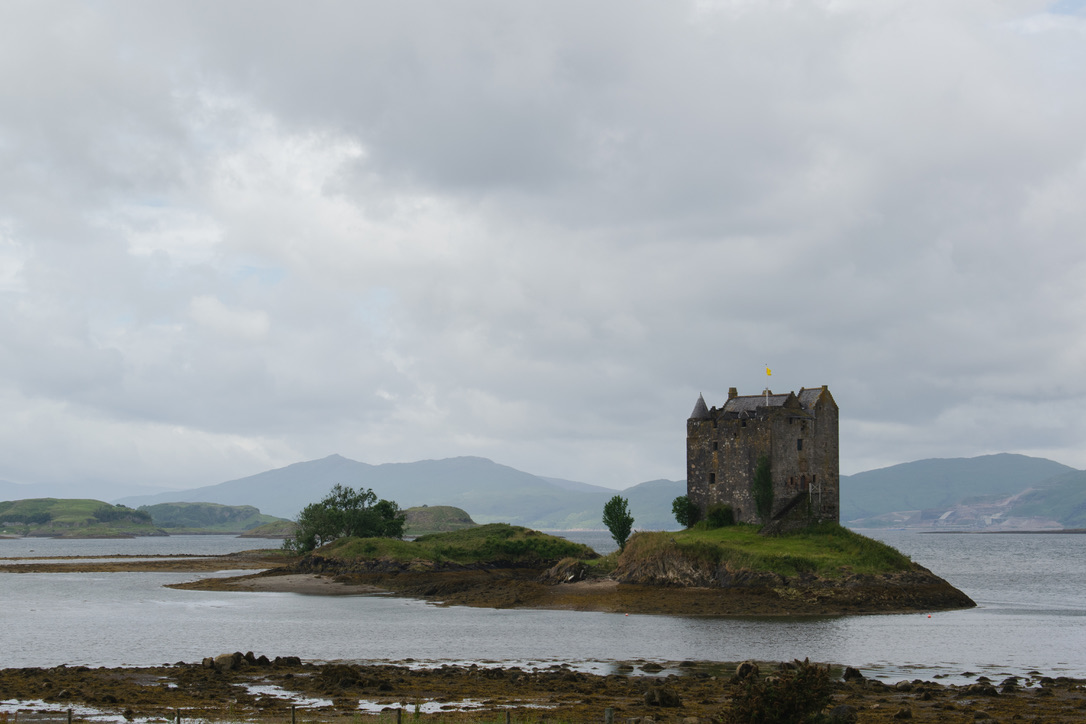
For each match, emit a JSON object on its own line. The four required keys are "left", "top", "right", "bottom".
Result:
{"left": 686, "top": 386, "right": 839, "bottom": 529}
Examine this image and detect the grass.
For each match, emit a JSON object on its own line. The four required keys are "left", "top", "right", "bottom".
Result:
{"left": 620, "top": 522, "right": 913, "bottom": 578}
{"left": 313, "top": 521, "right": 909, "bottom": 580}
{"left": 318, "top": 523, "right": 596, "bottom": 565}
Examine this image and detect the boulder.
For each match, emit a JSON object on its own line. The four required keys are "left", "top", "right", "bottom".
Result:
{"left": 733, "top": 661, "right": 759, "bottom": 681}
{"left": 212, "top": 652, "right": 248, "bottom": 671}
{"left": 827, "top": 705, "right": 858, "bottom": 724}
{"left": 842, "top": 666, "right": 864, "bottom": 682}
{"left": 643, "top": 686, "right": 681, "bottom": 707}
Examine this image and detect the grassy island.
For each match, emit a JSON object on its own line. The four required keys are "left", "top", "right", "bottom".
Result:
{"left": 182, "top": 522, "right": 975, "bottom": 616}
{"left": 0, "top": 498, "right": 165, "bottom": 538}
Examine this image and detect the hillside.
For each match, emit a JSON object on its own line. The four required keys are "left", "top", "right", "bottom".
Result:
{"left": 0, "top": 499, "right": 164, "bottom": 538}
{"left": 403, "top": 505, "right": 477, "bottom": 536}
{"left": 108, "top": 452, "right": 1082, "bottom": 533}
{"left": 138, "top": 502, "right": 287, "bottom": 533}
{"left": 1004, "top": 469, "right": 1086, "bottom": 528}
{"left": 840, "top": 453, "right": 1074, "bottom": 525}
{"left": 117, "top": 455, "right": 685, "bottom": 530}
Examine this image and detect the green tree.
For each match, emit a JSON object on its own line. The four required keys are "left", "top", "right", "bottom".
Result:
{"left": 602, "top": 495, "right": 634, "bottom": 551}
{"left": 671, "top": 495, "right": 700, "bottom": 528}
{"left": 753, "top": 455, "right": 774, "bottom": 522}
{"left": 286, "top": 484, "right": 405, "bottom": 553}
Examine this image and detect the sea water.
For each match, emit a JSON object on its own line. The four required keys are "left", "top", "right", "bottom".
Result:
{"left": 0, "top": 531, "right": 1082, "bottom": 683}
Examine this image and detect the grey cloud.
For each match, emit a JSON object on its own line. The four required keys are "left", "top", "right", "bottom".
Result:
{"left": 1, "top": 2, "right": 1085, "bottom": 492}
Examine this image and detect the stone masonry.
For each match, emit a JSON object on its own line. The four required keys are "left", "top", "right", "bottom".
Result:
{"left": 686, "top": 386, "right": 839, "bottom": 527}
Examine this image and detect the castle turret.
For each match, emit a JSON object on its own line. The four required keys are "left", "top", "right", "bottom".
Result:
{"left": 689, "top": 394, "right": 710, "bottom": 420}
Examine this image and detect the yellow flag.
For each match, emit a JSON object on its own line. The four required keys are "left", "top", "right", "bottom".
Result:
{"left": 766, "top": 366, "right": 772, "bottom": 376}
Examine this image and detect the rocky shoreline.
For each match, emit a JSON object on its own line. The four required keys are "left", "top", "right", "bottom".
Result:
{"left": 170, "top": 553, "right": 975, "bottom": 616}
{"left": 1, "top": 657, "right": 1082, "bottom": 723}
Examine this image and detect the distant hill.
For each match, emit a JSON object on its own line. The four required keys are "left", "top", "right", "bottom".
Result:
{"left": 1005, "top": 469, "right": 1086, "bottom": 528}
{"left": 138, "top": 502, "right": 287, "bottom": 533}
{"left": 239, "top": 519, "right": 298, "bottom": 538}
{"left": 841, "top": 454, "right": 1076, "bottom": 527}
{"left": 0, "top": 479, "right": 33, "bottom": 501}
{"left": 403, "top": 505, "right": 477, "bottom": 536}
{"left": 116, "top": 455, "right": 686, "bottom": 531}
{"left": 0, "top": 498, "right": 164, "bottom": 538}
{"left": 109, "top": 451, "right": 1082, "bottom": 533}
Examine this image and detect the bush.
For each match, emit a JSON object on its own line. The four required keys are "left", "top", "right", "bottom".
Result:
{"left": 705, "top": 504, "right": 735, "bottom": 528}
{"left": 672, "top": 495, "right": 700, "bottom": 528}
{"left": 724, "top": 658, "right": 832, "bottom": 724}
{"left": 93, "top": 505, "right": 152, "bottom": 524}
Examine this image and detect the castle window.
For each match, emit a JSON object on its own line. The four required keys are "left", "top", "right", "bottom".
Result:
{"left": 713, "top": 441, "right": 719, "bottom": 451}
{"left": 709, "top": 473, "right": 716, "bottom": 485}
{"left": 797, "top": 438, "right": 803, "bottom": 451}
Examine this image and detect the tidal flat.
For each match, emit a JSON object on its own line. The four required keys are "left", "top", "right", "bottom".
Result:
{"left": 1, "top": 657, "right": 1084, "bottom": 723}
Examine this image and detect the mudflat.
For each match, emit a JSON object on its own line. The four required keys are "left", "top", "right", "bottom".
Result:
{"left": 1, "top": 658, "right": 1083, "bottom": 723}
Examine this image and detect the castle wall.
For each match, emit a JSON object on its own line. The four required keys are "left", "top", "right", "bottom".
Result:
{"left": 686, "top": 388, "right": 839, "bottom": 526}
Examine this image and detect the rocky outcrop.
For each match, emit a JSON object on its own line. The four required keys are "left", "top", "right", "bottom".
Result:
{"left": 607, "top": 551, "right": 974, "bottom": 612}
{"left": 539, "top": 558, "right": 590, "bottom": 584}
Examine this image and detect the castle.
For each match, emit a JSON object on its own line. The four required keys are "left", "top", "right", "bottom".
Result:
{"left": 686, "top": 386, "right": 839, "bottom": 529}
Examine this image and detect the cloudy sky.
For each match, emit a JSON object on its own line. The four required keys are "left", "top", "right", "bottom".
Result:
{"left": 2, "top": 1, "right": 1086, "bottom": 498}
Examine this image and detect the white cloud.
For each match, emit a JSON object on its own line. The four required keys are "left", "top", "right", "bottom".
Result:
{"left": 188, "top": 295, "right": 269, "bottom": 341}
{"left": 1, "top": 1, "right": 1086, "bottom": 493}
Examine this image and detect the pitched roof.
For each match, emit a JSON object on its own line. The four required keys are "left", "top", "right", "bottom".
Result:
{"left": 721, "top": 393, "right": 791, "bottom": 415}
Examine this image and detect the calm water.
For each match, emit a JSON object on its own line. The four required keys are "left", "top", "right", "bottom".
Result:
{"left": 0, "top": 531, "right": 1083, "bottom": 683}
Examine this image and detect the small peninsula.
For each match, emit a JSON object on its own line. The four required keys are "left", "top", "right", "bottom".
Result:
{"left": 177, "top": 523, "right": 975, "bottom": 616}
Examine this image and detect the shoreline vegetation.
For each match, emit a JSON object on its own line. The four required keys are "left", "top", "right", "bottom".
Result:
{"left": 0, "top": 657, "right": 1083, "bottom": 723}
{"left": 169, "top": 523, "right": 975, "bottom": 616}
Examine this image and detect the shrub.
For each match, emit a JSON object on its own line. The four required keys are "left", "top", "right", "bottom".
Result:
{"left": 93, "top": 505, "right": 151, "bottom": 524}
{"left": 724, "top": 658, "right": 832, "bottom": 724}
{"left": 672, "top": 495, "right": 700, "bottom": 528}
{"left": 705, "top": 504, "right": 735, "bottom": 528}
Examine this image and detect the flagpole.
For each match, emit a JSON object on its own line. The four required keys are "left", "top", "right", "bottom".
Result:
{"left": 764, "top": 365, "right": 771, "bottom": 407}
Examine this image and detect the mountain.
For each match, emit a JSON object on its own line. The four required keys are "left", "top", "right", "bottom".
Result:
{"left": 540, "top": 477, "right": 616, "bottom": 494}
{"left": 111, "top": 451, "right": 1083, "bottom": 533}
{"left": 841, "top": 453, "right": 1076, "bottom": 526}
{"left": 116, "top": 455, "right": 686, "bottom": 530}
